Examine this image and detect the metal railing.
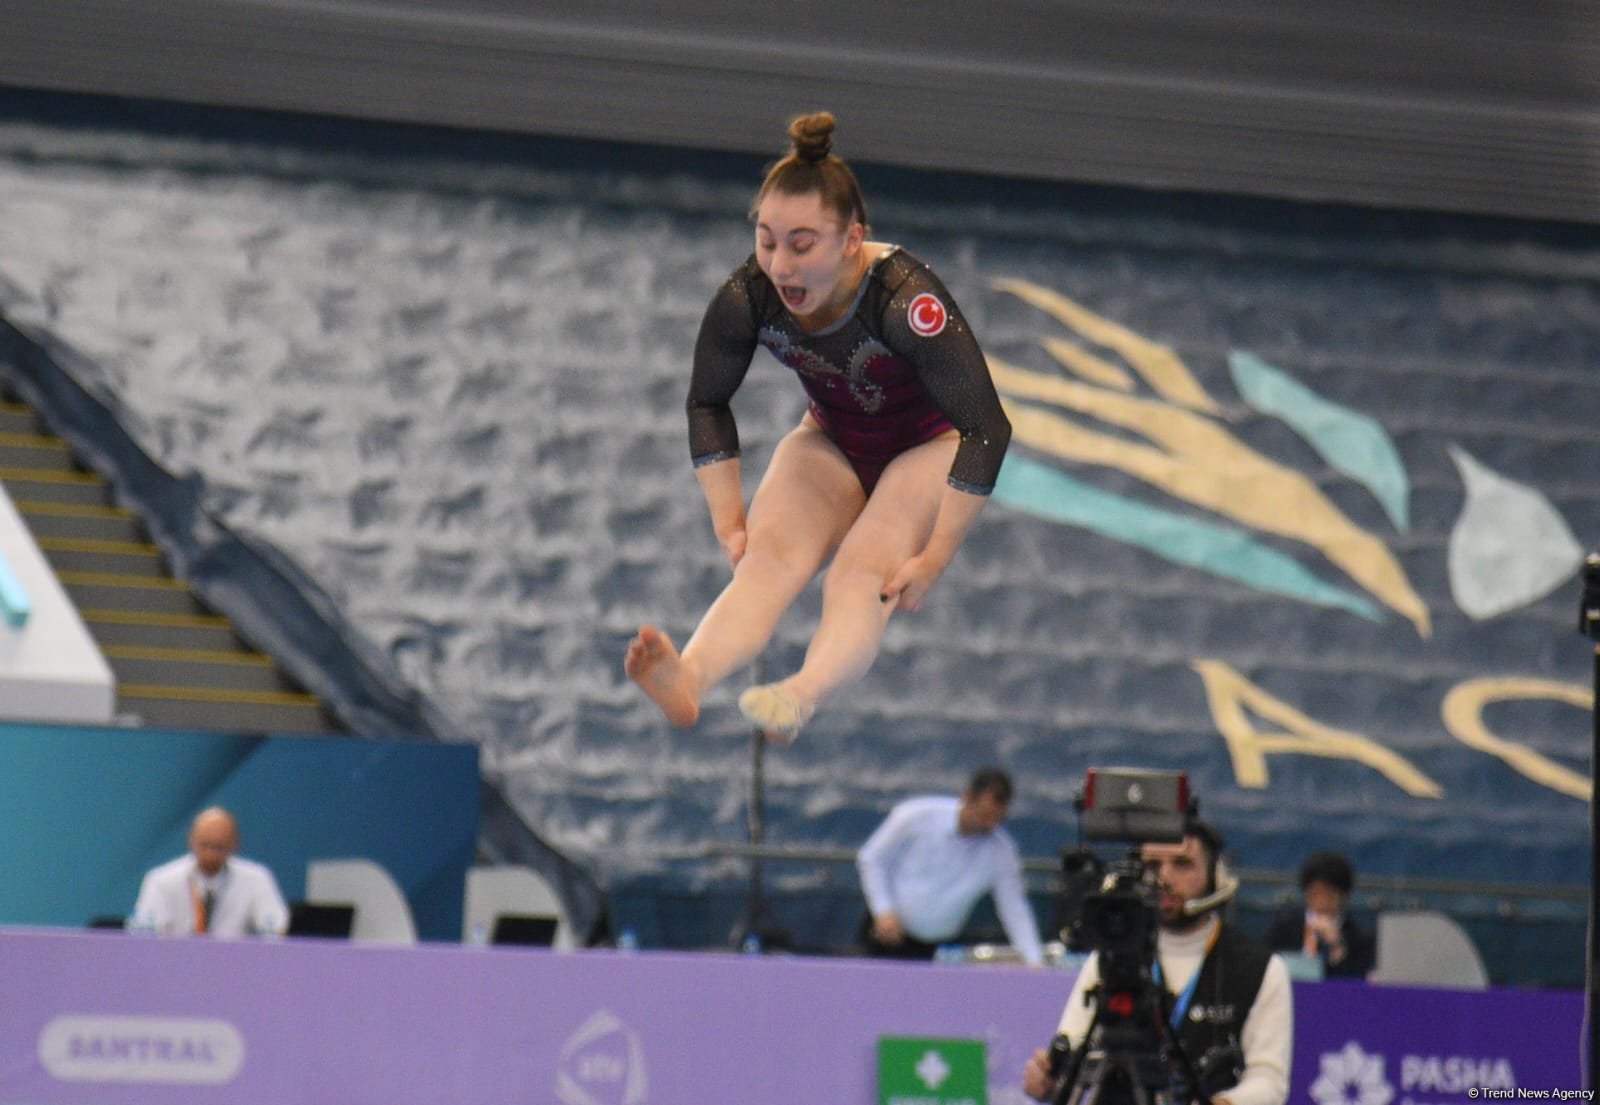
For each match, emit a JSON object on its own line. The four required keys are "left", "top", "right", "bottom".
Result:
{"left": 695, "top": 839, "right": 1584, "bottom": 904}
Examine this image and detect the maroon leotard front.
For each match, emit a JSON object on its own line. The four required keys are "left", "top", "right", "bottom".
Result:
{"left": 686, "top": 247, "right": 1011, "bottom": 495}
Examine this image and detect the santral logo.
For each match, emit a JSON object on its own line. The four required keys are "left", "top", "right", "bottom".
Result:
{"left": 39, "top": 1015, "right": 244, "bottom": 1084}
{"left": 556, "top": 1009, "right": 648, "bottom": 1105}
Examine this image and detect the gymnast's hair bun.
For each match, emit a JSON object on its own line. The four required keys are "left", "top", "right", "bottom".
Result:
{"left": 788, "top": 112, "right": 837, "bottom": 164}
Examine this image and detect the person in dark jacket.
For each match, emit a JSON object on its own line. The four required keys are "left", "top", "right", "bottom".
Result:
{"left": 1264, "top": 849, "right": 1376, "bottom": 979}
{"left": 1022, "top": 821, "right": 1292, "bottom": 1105}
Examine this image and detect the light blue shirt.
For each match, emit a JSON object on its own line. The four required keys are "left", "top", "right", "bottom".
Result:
{"left": 857, "top": 795, "right": 1043, "bottom": 965}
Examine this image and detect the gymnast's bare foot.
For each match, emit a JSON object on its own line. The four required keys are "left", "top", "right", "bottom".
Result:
{"left": 738, "top": 682, "right": 815, "bottom": 746}
{"left": 625, "top": 625, "right": 700, "bottom": 727}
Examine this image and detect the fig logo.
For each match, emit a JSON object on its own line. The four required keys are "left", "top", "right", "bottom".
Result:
{"left": 556, "top": 1009, "right": 648, "bottom": 1105}
{"left": 38, "top": 1015, "right": 244, "bottom": 1084}
{"left": 907, "top": 292, "right": 948, "bottom": 337}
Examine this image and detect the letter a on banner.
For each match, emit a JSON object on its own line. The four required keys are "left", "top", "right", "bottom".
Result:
{"left": 1191, "top": 659, "right": 1443, "bottom": 797}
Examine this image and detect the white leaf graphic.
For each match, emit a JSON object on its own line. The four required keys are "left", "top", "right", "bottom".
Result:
{"left": 1447, "top": 445, "right": 1584, "bottom": 620}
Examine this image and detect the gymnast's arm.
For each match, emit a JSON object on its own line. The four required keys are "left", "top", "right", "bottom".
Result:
{"left": 879, "top": 266, "right": 1012, "bottom": 609}
{"left": 686, "top": 272, "right": 760, "bottom": 567}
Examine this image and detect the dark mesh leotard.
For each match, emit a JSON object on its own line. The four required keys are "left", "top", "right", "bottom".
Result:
{"left": 686, "top": 247, "right": 1011, "bottom": 495}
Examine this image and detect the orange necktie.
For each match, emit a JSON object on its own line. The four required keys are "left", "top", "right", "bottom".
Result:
{"left": 193, "top": 883, "right": 212, "bottom": 935}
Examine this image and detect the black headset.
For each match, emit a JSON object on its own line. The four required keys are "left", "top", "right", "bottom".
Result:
{"left": 1182, "top": 818, "right": 1239, "bottom": 918}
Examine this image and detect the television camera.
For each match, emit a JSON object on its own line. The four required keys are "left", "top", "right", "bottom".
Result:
{"left": 1043, "top": 768, "right": 1241, "bottom": 1105}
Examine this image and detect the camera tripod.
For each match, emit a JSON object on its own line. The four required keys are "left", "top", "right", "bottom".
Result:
{"left": 1048, "top": 982, "right": 1211, "bottom": 1105}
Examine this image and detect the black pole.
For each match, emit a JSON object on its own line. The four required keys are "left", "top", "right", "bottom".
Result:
{"left": 1578, "top": 551, "right": 1600, "bottom": 1091}
{"left": 730, "top": 650, "right": 789, "bottom": 952}
{"left": 743, "top": 674, "right": 769, "bottom": 934}
{"left": 1590, "top": 633, "right": 1598, "bottom": 1094}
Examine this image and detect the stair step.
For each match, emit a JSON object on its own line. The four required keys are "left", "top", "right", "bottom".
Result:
{"left": 101, "top": 645, "right": 298, "bottom": 694}
{"left": 14, "top": 500, "right": 144, "bottom": 543}
{"left": 38, "top": 536, "right": 166, "bottom": 576}
{"left": 0, "top": 392, "right": 346, "bottom": 736}
{"left": 0, "top": 467, "right": 109, "bottom": 506}
{"left": 81, "top": 609, "right": 241, "bottom": 651}
{"left": 0, "top": 431, "right": 75, "bottom": 470}
{"left": 57, "top": 571, "right": 214, "bottom": 617}
{"left": 116, "top": 683, "right": 338, "bottom": 734}
{"left": 0, "top": 402, "right": 41, "bottom": 435}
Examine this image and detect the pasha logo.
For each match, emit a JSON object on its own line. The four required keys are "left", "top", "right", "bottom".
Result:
{"left": 907, "top": 292, "right": 948, "bottom": 337}
{"left": 38, "top": 1015, "right": 244, "bottom": 1085}
{"left": 1310, "top": 1041, "right": 1395, "bottom": 1105}
{"left": 1399, "top": 1053, "right": 1516, "bottom": 1096}
{"left": 556, "top": 1010, "right": 648, "bottom": 1105}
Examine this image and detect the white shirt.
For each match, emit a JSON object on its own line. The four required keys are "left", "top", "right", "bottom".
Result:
{"left": 132, "top": 854, "right": 289, "bottom": 937}
{"left": 1057, "top": 916, "right": 1292, "bottom": 1105}
{"left": 857, "top": 795, "right": 1044, "bottom": 965}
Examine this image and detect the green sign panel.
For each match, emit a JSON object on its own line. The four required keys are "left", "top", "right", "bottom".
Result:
{"left": 877, "top": 1036, "right": 987, "bottom": 1105}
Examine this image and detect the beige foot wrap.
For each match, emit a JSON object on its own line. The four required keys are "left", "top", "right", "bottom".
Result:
{"left": 738, "top": 684, "right": 812, "bottom": 745}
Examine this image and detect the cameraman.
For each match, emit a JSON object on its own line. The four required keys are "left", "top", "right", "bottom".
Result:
{"left": 1022, "top": 821, "right": 1292, "bottom": 1105}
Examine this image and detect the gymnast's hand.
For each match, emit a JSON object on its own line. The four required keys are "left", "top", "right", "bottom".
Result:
{"left": 716, "top": 523, "right": 748, "bottom": 570}
{"left": 881, "top": 550, "right": 949, "bottom": 613}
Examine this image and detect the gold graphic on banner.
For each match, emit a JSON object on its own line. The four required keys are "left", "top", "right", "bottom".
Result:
{"left": 988, "top": 279, "right": 1431, "bottom": 637}
{"left": 1192, "top": 659, "right": 1443, "bottom": 798}
{"left": 1443, "top": 678, "right": 1593, "bottom": 800}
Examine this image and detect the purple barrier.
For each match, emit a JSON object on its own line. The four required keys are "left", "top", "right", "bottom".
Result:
{"left": 1289, "top": 980, "right": 1585, "bottom": 1105}
{"left": 0, "top": 928, "right": 1583, "bottom": 1105}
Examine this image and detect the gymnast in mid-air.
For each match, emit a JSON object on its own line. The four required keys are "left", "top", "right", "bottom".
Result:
{"left": 625, "top": 110, "right": 1011, "bottom": 744}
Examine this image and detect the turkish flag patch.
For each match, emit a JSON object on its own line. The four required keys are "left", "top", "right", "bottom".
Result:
{"left": 907, "top": 292, "right": 948, "bottom": 337}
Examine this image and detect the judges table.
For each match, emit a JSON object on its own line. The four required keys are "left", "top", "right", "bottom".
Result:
{"left": 0, "top": 926, "right": 1582, "bottom": 1104}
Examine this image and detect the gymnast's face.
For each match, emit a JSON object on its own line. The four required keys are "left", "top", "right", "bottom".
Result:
{"left": 754, "top": 189, "right": 865, "bottom": 329}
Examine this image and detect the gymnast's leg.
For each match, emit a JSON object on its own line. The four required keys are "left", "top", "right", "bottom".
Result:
{"left": 739, "top": 432, "right": 958, "bottom": 742}
{"left": 625, "top": 421, "right": 863, "bottom": 726}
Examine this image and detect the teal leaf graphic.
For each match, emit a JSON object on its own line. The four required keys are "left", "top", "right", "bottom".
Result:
{"left": 993, "top": 454, "right": 1385, "bottom": 623}
{"left": 1229, "top": 351, "right": 1411, "bottom": 533}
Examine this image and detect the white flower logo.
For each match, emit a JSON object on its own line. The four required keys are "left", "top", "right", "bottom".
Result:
{"left": 1311, "top": 1041, "right": 1394, "bottom": 1105}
